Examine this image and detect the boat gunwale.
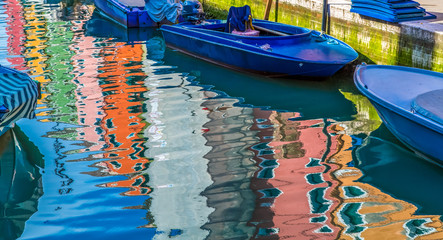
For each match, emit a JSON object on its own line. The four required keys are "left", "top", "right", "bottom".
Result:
{"left": 161, "top": 24, "right": 357, "bottom": 65}
{"left": 354, "top": 64, "right": 443, "bottom": 134}
{"left": 101, "top": 0, "right": 144, "bottom": 12}
{"left": 94, "top": 7, "right": 128, "bottom": 28}
{"left": 252, "top": 19, "right": 359, "bottom": 58}
{"left": 186, "top": 25, "right": 313, "bottom": 40}
{"left": 183, "top": 20, "right": 313, "bottom": 39}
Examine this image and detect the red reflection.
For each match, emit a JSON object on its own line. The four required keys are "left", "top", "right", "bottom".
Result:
{"left": 5, "top": 0, "right": 27, "bottom": 70}
{"left": 249, "top": 110, "right": 340, "bottom": 239}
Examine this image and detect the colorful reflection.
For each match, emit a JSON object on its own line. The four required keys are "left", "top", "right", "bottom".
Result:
{"left": 92, "top": 41, "right": 151, "bottom": 196}
{"left": 199, "top": 92, "right": 258, "bottom": 239}
{"left": 4, "top": 0, "right": 443, "bottom": 238}
{"left": 142, "top": 61, "right": 214, "bottom": 239}
{"left": 5, "top": 0, "right": 27, "bottom": 70}
{"left": 248, "top": 112, "right": 340, "bottom": 239}
{"left": 21, "top": 0, "right": 49, "bottom": 103}
{"left": 241, "top": 105, "right": 443, "bottom": 239}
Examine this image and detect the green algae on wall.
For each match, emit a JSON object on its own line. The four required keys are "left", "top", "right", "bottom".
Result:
{"left": 432, "top": 36, "right": 443, "bottom": 72}
{"left": 340, "top": 91, "right": 382, "bottom": 134}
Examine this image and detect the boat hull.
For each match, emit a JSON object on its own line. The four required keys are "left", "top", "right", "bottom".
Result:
{"left": 371, "top": 100, "right": 443, "bottom": 164}
{"left": 354, "top": 64, "right": 443, "bottom": 165}
{"left": 161, "top": 20, "right": 358, "bottom": 77}
{"left": 94, "top": 0, "right": 156, "bottom": 28}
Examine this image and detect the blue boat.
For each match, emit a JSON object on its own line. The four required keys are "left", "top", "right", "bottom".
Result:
{"left": 86, "top": 9, "right": 161, "bottom": 42}
{"left": 0, "top": 65, "right": 39, "bottom": 136}
{"left": 160, "top": 6, "right": 358, "bottom": 77}
{"left": 354, "top": 64, "right": 443, "bottom": 164}
{"left": 93, "top": 0, "right": 202, "bottom": 28}
{"left": 94, "top": 0, "right": 158, "bottom": 27}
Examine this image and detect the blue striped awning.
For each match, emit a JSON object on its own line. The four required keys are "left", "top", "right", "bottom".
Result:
{"left": 0, "top": 66, "right": 39, "bottom": 128}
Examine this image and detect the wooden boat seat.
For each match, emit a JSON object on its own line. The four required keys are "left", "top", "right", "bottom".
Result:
{"left": 119, "top": 0, "right": 145, "bottom": 8}
{"left": 231, "top": 29, "right": 259, "bottom": 36}
{"left": 412, "top": 89, "right": 443, "bottom": 125}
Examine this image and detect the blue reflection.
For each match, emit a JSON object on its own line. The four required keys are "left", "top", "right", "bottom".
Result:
{"left": 0, "top": 127, "right": 43, "bottom": 240}
{"left": 356, "top": 125, "right": 443, "bottom": 215}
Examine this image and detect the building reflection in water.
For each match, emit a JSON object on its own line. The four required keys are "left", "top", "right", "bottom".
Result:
{"left": 200, "top": 92, "right": 258, "bottom": 239}
{"left": 161, "top": 49, "right": 443, "bottom": 239}
{"left": 141, "top": 57, "right": 214, "bottom": 238}
{"left": 71, "top": 6, "right": 106, "bottom": 154}
{"left": 238, "top": 108, "right": 443, "bottom": 239}
{"left": 5, "top": 0, "right": 27, "bottom": 70}
{"left": 247, "top": 112, "right": 340, "bottom": 239}
{"left": 7, "top": 0, "right": 443, "bottom": 237}
{"left": 93, "top": 41, "right": 151, "bottom": 196}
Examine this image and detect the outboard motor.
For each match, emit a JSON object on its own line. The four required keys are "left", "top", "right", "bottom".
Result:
{"left": 181, "top": 0, "right": 205, "bottom": 23}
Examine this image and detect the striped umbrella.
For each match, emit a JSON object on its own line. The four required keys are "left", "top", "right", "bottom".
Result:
{"left": 0, "top": 65, "right": 39, "bottom": 129}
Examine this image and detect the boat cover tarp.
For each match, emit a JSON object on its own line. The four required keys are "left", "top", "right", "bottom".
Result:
{"left": 0, "top": 71, "right": 38, "bottom": 127}
{"left": 119, "top": 0, "right": 145, "bottom": 8}
{"left": 226, "top": 5, "right": 252, "bottom": 32}
{"left": 412, "top": 89, "right": 443, "bottom": 125}
{"left": 145, "top": 0, "right": 180, "bottom": 23}
{"left": 351, "top": 0, "right": 436, "bottom": 23}
{"left": 352, "top": 0, "right": 420, "bottom": 9}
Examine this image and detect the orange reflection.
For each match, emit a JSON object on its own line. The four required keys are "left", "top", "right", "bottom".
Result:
{"left": 95, "top": 42, "right": 151, "bottom": 196}
{"left": 104, "top": 175, "right": 151, "bottom": 196}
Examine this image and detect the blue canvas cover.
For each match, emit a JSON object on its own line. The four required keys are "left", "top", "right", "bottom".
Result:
{"left": 351, "top": 0, "right": 436, "bottom": 22}
{"left": 412, "top": 89, "right": 443, "bottom": 125}
{"left": 352, "top": 0, "right": 419, "bottom": 9}
{"left": 145, "top": 0, "right": 181, "bottom": 23}
{"left": 0, "top": 72, "right": 38, "bottom": 127}
{"left": 226, "top": 5, "right": 252, "bottom": 32}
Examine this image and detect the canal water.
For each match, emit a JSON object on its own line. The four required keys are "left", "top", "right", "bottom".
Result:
{"left": 2, "top": 0, "right": 443, "bottom": 239}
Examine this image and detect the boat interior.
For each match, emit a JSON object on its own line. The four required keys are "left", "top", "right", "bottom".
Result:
{"left": 177, "top": 18, "right": 358, "bottom": 62}
{"left": 358, "top": 66, "right": 443, "bottom": 112}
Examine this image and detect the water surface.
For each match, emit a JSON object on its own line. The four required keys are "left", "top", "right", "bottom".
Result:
{"left": 1, "top": 0, "right": 443, "bottom": 239}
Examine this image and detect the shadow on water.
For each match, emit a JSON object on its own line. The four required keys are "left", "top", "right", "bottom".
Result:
{"left": 162, "top": 48, "right": 358, "bottom": 121}
{"left": 0, "top": 126, "right": 43, "bottom": 239}
{"left": 355, "top": 124, "right": 443, "bottom": 215}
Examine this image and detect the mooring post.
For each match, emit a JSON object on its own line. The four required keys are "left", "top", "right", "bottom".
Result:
{"left": 275, "top": 0, "right": 279, "bottom": 22}
{"left": 264, "top": 0, "right": 273, "bottom": 20}
{"left": 321, "top": 0, "right": 328, "bottom": 33}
